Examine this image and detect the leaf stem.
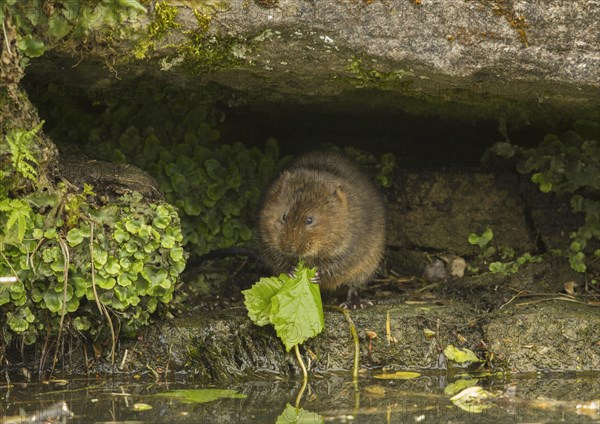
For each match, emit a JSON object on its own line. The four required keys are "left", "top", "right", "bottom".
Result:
{"left": 341, "top": 308, "right": 360, "bottom": 382}
{"left": 294, "top": 369, "right": 308, "bottom": 409}
{"left": 294, "top": 344, "right": 308, "bottom": 380}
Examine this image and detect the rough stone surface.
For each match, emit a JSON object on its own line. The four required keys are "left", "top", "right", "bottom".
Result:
{"left": 187, "top": 0, "right": 599, "bottom": 111}
{"left": 485, "top": 301, "right": 600, "bottom": 373}
{"left": 387, "top": 168, "right": 536, "bottom": 268}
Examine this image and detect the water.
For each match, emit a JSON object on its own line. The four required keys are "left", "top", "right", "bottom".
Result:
{"left": 2, "top": 372, "right": 599, "bottom": 423}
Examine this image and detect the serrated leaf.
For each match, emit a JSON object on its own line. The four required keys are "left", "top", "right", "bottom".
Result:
{"left": 270, "top": 267, "right": 323, "bottom": 351}
{"left": 275, "top": 403, "right": 324, "bottom": 424}
{"left": 242, "top": 277, "right": 282, "bottom": 326}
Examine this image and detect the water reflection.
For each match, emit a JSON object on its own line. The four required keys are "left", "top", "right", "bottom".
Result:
{"left": 1, "top": 373, "right": 599, "bottom": 423}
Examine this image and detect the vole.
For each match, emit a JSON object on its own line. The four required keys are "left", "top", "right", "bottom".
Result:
{"left": 258, "top": 151, "right": 385, "bottom": 308}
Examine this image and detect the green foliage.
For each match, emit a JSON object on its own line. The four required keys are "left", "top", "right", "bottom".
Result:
{"left": 1, "top": 121, "right": 43, "bottom": 192}
{"left": 0, "top": 184, "right": 185, "bottom": 344}
{"left": 443, "top": 345, "right": 481, "bottom": 367}
{"left": 177, "top": 9, "right": 246, "bottom": 73}
{"left": 243, "top": 263, "right": 324, "bottom": 352}
{"left": 468, "top": 227, "right": 495, "bottom": 256}
{"left": 0, "top": 198, "right": 33, "bottom": 243}
{"left": 34, "top": 80, "right": 282, "bottom": 258}
{"left": 468, "top": 228, "right": 541, "bottom": 275}
{"left": 518, "top": 120, "right": 600, "bottom": 274}
{"left": 276, "top": 404, "right": 324, "bottom": 424}
{"left": 338, "top": 146, "right": 396, "bottom": 189}
{"left": 376, "top": 153, "right": 396, "bottom": 188}
{"left": 347, "top": 55, "right": 414, "bottom": 86}
{"left": 1, "top": 0, "right": 147, "bottom": 68}
{"left": 148, "top": 1, "right": 180, "bottom": 39}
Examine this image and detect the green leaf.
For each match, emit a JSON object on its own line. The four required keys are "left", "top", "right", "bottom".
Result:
{"left": 170, "top": 246, "right": 184, "bottom": 262}
{"left": 118, "top": 273, "right": 134, "bottom": 287}
{"left": 160, "top": 234, "right": 176, "bottom": 249}
{"left": 374, "top": 371, "right": 421, "bottom": 380}
{"left": 104, "top": 256, "right": 121, "bottom": 275}
{"left": 481, "top": 228, "right": 493, "bottom": 243}
{"left": 275, "top": 404, "right": 324, "bottom": 424}
{"left": 94, "top": 249, "right": 108, "bottom": 266}
{"left": 48, "top": 14, "right": 73, "bottom": 39}
{"left": 66, "top": 228, "right": 84, "bottom": 246}
{"left": 17, "top": 35, "right": 45, "bottom": 57}
{"left": 569, "top": 251, "right": 587, "bottom": 273}
{"left": 444, "top": 345, "right": 481, "bottom": 365}
{"left": 1, "top": 199, "right": 31, "bottom": 243}
{"left": 207, "top": 183, "right": 227, "bottom": 201}
{"left": 7, "top": 309, "right": 33, "bottom": 333}
{"left": 43, "top": 290, "right": 64, "bottom": 313}
{"left": 242, "top": 277, "right": 283, "bottom": 326}
{"left": 44, "top": 227, "right": 58, "bottom": 240}
{"left": 97, "top": 276, "right": 116, "bottom": 290}
{"left": 540, "top": 181, "right": 552, "bottom": 193}
{"left": 153, "top": 205, "right": 172, "bottom": 228}
{"left": 73, "top": 316, "right": 91, "bottom": 331}
{"left": 488, "top": 262, "right": 505, "bottom": 273}
{"left": 114, "top": 228, "right": 130, "bottom": 243}
{"left": 155, "top": 389, "right": 246, "bottom": 403}
{"left": 116, "top": 0, "right": 148, "bottom": 13}
{"left": 270, "top": 266, "right": 324, "bottom": 352}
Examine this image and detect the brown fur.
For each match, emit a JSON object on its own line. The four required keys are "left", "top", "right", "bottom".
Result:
{"left": 258, "top": 151, "right": 385, "bottom": 292}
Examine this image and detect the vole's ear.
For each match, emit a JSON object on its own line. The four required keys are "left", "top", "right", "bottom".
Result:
{"left": 333, "top": 186, "right": 347, "bottom": 207}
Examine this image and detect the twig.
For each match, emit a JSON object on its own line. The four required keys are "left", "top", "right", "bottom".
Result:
{"left": 341, "top": 308, "right": 360, "bottom": 382}
{"left": 50, "top": 235, "right": 71, "bottom": 376}
{"left": 0, "top": 251, "right": 19, "bottom": 282}
{"left": 2, "top": 19, "right": 12, "bottom": 55}
{"left": 89, "top": 222, "right": 117, "bottom": 366}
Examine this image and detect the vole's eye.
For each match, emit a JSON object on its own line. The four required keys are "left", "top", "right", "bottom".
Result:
{"left": 305, "top": 216, "right": 314, "bottom": 225}
{"left": 282, "top": 213, "right": 287, "bottom": 222}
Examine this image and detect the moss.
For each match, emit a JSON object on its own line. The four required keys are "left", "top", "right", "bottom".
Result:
{"left": 346, "top": 55, "right": 414, "bottom": 86}
{"left": 177, "top": 9, "right": 245, "bottom": 73}
{"left": 132, "top": 1, "right": 181, "bottom": 59}
{"left": 483, "top": 0, "right": 529, "bottom": 47}
{"left": 149, "top": 2, "right": 181, "bottom": 39}
{"left": 131, "top": 5, "right": 246, "bottom": 72}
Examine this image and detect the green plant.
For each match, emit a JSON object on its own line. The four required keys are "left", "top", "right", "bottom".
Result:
{"left": 518, "top": 120, "right": 600, "bottom": 276}
{"left": 1, "top": 0, "right": 147, "bottom": 69}
{"left": 346, "top": 55, "right": 414, "bottom": 86}
{"left": 0, "top": 121, "right": 43, "bottom": 193}
{"left": 338, "top": 146, "right": 396, "bottom": 188}
{"left": 468, "top": 228, "right": 541, "bottom": 275}
{"left": 0, "top": 184, "right": 185, "bottom": 349}
{"left": 468, "top": 227, "right": 495, "bottom": 257}
{"left": 242, "top": 263, "right": 324, "bottom": 353}
{"left": 242, "top": 262, "right": 324, "bottom": 379}
{"left": 33, "top": 80, "right": 283, "bottom": 258}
